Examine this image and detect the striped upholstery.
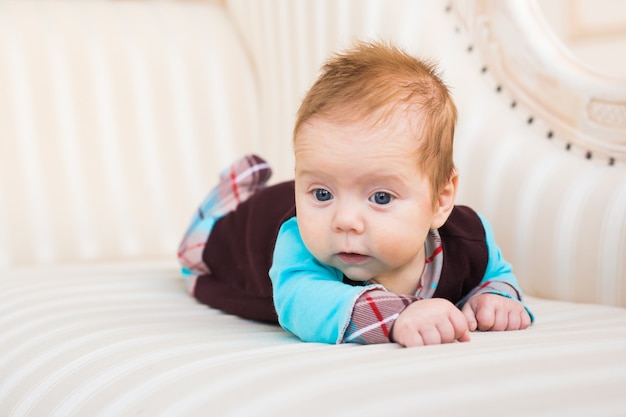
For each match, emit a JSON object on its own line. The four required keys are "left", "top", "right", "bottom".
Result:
{"left": 2, "top": 1, "right": 626, "bottom": 416}
{"left": 2, "top": 263, "right": 626, "bottom": 416}
{"left": 0, "top": 0, "right": 260, "bottom": 266}
{"left": 1, "top": 0, "right": 623, "bottom": 305}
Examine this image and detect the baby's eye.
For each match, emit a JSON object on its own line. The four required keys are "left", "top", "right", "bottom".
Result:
{"left": 313, "top": 188, "right": 333, "bottom": 202}
{"left": 369, "top": 191, "right": 393, "bottom": 205}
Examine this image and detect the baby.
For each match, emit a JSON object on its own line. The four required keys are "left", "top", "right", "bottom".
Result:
{"left": 178, "top": 41, "right": 532, "bottom": 347}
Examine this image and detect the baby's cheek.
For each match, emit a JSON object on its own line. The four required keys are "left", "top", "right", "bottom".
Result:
{"left": 375, "top": 230, "right": 415, "bottom": 261}
{"left": 385, "top": 223, "right": 423, "bottom": 250}
{"left": 298, "top": 221, "right": 327, "bottom": 258}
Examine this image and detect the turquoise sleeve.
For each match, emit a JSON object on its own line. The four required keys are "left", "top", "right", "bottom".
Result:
{"left": 478, "top": 213, "right": 519, "bottom": 288}
{"left": 477, "top": 213, "right": 534, "bottom": 321}
{"left": 269, "top": 217, "right": 375, "bottom": 344}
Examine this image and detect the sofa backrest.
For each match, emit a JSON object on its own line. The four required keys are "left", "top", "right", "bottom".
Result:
{"left": 0, "top": 1, "right": 261, "bottom": 266}
{"left": 1, "top": 0, "right": 624, "bottom": 308}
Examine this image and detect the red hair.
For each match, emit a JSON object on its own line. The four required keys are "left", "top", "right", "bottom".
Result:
{"left": 294, "top": 41, "right": 457, "bottom": 200}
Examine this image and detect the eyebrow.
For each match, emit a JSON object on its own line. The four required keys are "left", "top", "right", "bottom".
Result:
{"left": 296, "top": 168, "right": 411, "bottom": 187}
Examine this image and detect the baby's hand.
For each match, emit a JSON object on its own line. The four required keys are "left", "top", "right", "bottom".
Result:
{"left": 391, "top": 298, "right": 471, "bottom": 347}
{"left": 461, "top": 293, "right": 531, "bottom": 332}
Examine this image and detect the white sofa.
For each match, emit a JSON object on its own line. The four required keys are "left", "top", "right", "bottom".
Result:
{"left": 1, "top": 1, "right": 626, "bottom": 416}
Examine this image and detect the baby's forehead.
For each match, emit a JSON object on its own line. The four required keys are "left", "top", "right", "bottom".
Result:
{"left": 295, "top": 117, "right": 426, "bottom": 171}
{"left": 297, "top": 104, "right": 427, "bottom": 146}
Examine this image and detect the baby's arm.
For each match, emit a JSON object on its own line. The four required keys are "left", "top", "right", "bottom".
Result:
{"left": 343, "top": 290, "right": 470, "bottom": 347}
{"left": 458, "top": 214, "right": 533, "bottom": 331}
{"left": 343, "top": 290, "right": 415, "bottom": 344}
{"left": 270, "top": 218, "right": 381, "bottom": 343}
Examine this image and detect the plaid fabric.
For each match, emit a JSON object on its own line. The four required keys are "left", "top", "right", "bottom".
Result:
{"left": 177, "top": 154, "right": 272, "bottom": 292}
{"left": 343, "top": 290, "right": 417, "bottom": 344}
{"left": 343, "top": 228, "right": 528, "bottom": 344}
{"left": 457, "top": 280, "right": 522, "bottom": 306}
{"left": 343, "top": 230, "right": 443, "bottom": 344}
{"left": 415, "top": 229, "right": 443, "bottom": 299}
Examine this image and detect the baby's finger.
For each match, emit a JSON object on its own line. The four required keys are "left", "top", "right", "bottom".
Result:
{"left": 401, "top": 333, "right": 425, "bottom": 348}
{"left": 461, "top": 303, "right": 478, "bottom": 332}
{"left": 506, "top": 309, "right": 522, "bottom": 330}
{"left": 419, "top": 326, "right": 442, "bottom": 346}
{"left": 520, "top": 309, "right": 532, "bottom": 329}
{"left": 476, "top": 304, "right": 496, "bottom": 331}
{"left": 492, "top": 308, "right": 510, "bottom": 331}
{"left": 450, "top": 310, "right": 471, "bottom": 342}
{"left": 391, "top": 324, "right": 425, "bottom": 348}
{"left": 435, "top": 321, "right": 457, "bottom": 344}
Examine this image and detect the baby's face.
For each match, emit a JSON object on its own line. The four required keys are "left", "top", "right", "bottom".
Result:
{"left": 294, "top": 116, "right": 442, "bottom": 294}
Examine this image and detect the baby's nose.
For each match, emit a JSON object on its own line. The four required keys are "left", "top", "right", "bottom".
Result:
{"left": 331, "top": 202, "right": 365, "bottom": 234}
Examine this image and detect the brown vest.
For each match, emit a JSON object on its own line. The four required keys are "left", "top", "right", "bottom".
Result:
{"left": 195, "top": 181, "right": 487, "bottom": 322}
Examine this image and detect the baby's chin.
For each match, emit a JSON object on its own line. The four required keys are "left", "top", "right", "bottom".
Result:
{"left": 334, "top": 265, "right": 378, "bottom": 285}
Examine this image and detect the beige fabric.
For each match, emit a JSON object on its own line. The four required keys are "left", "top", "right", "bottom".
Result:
{"left": 1, "top": 262, "right": 626, "bottom": 416}
{"left": 0, "top": 1, "right": 261, "bottom": 267}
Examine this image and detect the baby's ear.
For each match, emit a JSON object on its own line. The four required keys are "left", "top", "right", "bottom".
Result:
{"left": 430, "top": 171, "right": 458, "bottom": 229}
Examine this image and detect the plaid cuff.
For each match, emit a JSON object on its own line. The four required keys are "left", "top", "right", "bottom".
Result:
{"left": 343, "top": 290, "right": 417, "bottom": 344}
{"left": 457, "top": 280, "right": 522, "bottom": 306}
{"left": 457, "top": 280, "right": 535, "bottom": 323}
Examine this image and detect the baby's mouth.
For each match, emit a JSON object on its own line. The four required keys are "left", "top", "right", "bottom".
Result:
{"left": 337, "top": 252, "right": 370, "bottom": 265}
